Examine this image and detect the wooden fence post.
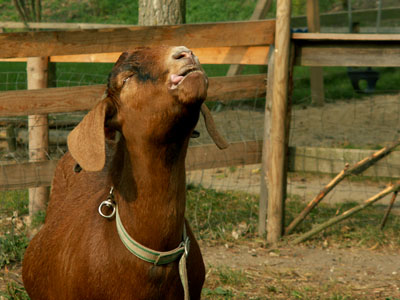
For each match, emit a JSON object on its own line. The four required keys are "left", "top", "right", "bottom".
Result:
{"left": 266, "top": 0, "right": 292, "bottom": 243}
{"left": 27, "top": 57, "right": 49, "bottom": 217}
{"left": 307, "top": 0, "right": 325, "bottom": 106}
{"left": 259, "top": 45, "right": 275, "bottom": 236}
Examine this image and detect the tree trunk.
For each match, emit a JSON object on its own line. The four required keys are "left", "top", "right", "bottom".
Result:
{"left": 138, "top": 0, "right": 185, "bottom": 26}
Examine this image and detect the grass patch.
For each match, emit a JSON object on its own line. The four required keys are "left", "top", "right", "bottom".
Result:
{"left": 187, "top": 184, "right": 400, "bottom": 248}
{"left": 0, "top": 226, "right": 28, "bottom": 269}
{"left": 0, "top": 282, "right": 29, "bottom": 300}
{"left": 0, "top": 190, "right": 28, "bottom": 218}
{"left": 186, "top": 184, "right": 258, "bottom": 242}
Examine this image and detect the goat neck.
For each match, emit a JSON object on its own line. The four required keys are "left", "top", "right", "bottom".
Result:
{"left": 105, "top": 46, "right": 208, "bottom": 253}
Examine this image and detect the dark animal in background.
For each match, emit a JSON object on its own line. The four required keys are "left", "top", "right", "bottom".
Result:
{"left": 22, "top": 46, "right": 228, "bottom": 300}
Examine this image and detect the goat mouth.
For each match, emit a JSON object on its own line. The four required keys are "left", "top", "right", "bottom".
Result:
{"left": 169, "top": 68, "right": 202, "bottom": 90}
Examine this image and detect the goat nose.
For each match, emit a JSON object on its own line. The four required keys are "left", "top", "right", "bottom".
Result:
{"left": 173, "top": 50, "right": 193, "bottom": 60}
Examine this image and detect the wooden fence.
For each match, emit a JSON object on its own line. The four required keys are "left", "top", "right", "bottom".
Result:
{"left": 1, "top": 19, "right": 400, "bottom": 241}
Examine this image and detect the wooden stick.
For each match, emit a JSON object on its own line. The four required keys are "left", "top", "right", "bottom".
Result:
{"left": 292, "top": 181, "right": 400, "bottom": 244}
{"left": 226, "top": 0, "right": 272, "bottom": 76}
{"left": 380, "top": 191, "right": 398, "bottom": 230}
{"left": 285, "top": 139, "right": 400, "bottom": 235}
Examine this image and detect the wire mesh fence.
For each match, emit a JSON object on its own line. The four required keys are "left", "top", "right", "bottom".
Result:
{"left": 0, "top": 61, "right": 399, "bottom": 237}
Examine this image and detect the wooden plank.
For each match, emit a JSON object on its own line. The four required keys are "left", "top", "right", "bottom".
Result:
{"left": 0, "top": 160, "right": 58, "bottom": 191}
{"left": 1, "top": 145, "right": 398, "bottom": 190}
{"left": 288, "top": 147, "right": 400, "bottom": 179}
{"left": 292, "top": 33, "right": 400, "bottom": 41}
{"left": 0, "top": 141, "right": 263, "bottom": 190}
{"left": 0, "top": 46, "right": 271, "bottom": 65}
{"left": 186, "top": 140, "right": 263, "bottom": 171}
{"left": 295, "top": 42, "right": 400, "bottom": 67}
{"left": 0, "top": 85, "right": 105, "bottom": 117}
{"left": 0, "top": 20, "right": 275, "bottom": 59}
{"left": 207, "top": 74, "right": 266, "bottom": 102}
{"left": 0, "top": 74, "right": 266, "bottom": 117}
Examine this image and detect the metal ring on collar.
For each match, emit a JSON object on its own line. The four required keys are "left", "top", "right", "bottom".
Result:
{"left": 98, "top": 200, "right": 116, "bottom": 219}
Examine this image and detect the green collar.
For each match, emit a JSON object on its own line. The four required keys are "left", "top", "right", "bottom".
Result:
{"left": 115, "top": 205, "right": 190, "bottom": 266}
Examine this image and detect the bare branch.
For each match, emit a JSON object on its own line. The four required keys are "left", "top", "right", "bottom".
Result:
{"left": 285, "top": 139, "right": 400, "bottom": 235}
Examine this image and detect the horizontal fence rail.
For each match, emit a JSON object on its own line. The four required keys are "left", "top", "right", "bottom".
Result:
{"left": 1, "top": 144, "right": 398, "bottom": 190}
{"left": 0, "top": 74, "right": 266, "bottom": 117}
{"left": 0, "top": 46, "right": 270, "bottom": 65}
{"left": 0, "top": 20, "right": 275, "bottom": 59}
{"left": 293, "top": 33, "right": 400, "bottom": 67}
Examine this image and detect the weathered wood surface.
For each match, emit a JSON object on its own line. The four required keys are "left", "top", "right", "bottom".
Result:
{"left": 293, "top": 33, "right": 400, "bottom": 67}
{"left": 27, "top": 57, "right": 50, "bottom": 216}
{"left": 1, "top": 144, "right": 398, "bottom": 191}
{"left": 289, "top": 146, "right": 400, "bottom": 179}
{"left": 267, "top": 0, "right": 291, "bottom": 243}
{"left": 0, "top": 160, "right": 59, "bottom": 191}
{"left": 0, "top": 74, "right": 267, "bottom": 117}
{"left": 0, "top": 140, "right": 263, "bottom": 190}
{"left": 292, "top": 33, "right": 400, "bottom": 41}
{"left": 0, "top": 46, "right": 271, "bottom": 65}
{"left": 259, "top": 45, "right": 274, "bottom": 235}
{"left": 0, "top": 20, "right": 275, "bottom": 59}
{"left": 295, "top": 42, "right": 400, "bottom": 67}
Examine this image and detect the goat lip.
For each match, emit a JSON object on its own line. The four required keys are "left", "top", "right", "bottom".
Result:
{"left": 169, "top": 69, "right": 202, "bottom": 90}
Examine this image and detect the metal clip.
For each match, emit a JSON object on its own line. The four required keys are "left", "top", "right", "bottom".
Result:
{"left": 184, "top": 236, "right": 190, "bottom": 257}
{"left": 98, "top": 187, "right": 116, "bottom": 219}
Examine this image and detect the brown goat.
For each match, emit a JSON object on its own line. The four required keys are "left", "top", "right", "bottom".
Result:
{"left": 22, "top": 46, "right": 227, "bottom": 300}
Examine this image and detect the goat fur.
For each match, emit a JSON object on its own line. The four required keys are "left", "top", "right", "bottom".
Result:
{"left": 22, "top": 46, "right": 223, "bottom": 300}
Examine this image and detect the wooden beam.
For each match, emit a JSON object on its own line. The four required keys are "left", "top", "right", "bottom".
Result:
{"left": 0, "top": 141, "right": 263, "bottom": 190}
{"left": 186, "top": 140, "right": 263, "bottom": 171}
{"left": 0, "top": 74, "right": 266, "bottom": 117}
{"left": 267, "top": 0, "right": 291, "bottom": 243}
{"left": 0, "top": 46, "right": 271, "bottom": 65}
{"left": 292, "top": 33, "right": 400, "bottom": 41}
{"left": 295, "top": 41, "right": 400, "bottom": 67}
{"left": 0, "top": 20, "right": 275, "bottom": 59}
{"left": 2, "top": 144, "right": 398, "bottom": 191}
{"left": 0, "top": 160, "right": 58, "bottom": 190}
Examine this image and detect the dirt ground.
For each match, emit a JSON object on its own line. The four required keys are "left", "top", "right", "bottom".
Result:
{"left": 1, "top": 95, "right": 400, "bottom": 299}
{"left": 201, "top": 241, "right": 400, "bottom": 299}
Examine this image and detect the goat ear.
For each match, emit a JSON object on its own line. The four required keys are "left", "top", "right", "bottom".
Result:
{"left": 67, "top": 99, "right": 109, "bottom": 172}
{"left": 200, "top": 103, "right": 229, "bottom": 150}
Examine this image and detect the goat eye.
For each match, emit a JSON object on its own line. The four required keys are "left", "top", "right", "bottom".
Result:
{"left": 123, "top": 77, "right": 130, "bottom": 85}
{"left": 122, "top": 75, "right": 134, "bottom": 86}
